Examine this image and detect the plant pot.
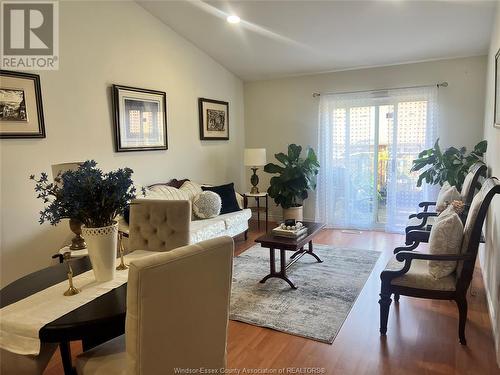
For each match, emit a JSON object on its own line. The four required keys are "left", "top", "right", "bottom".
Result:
{"left": 283, "top": 206, "right": 303, "bottom": 221}
{"left": 82, "top": 222, "right": 118, "bottom": 282}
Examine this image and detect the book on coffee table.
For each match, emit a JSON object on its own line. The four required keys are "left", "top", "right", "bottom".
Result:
{"left": 271, "top": 226, "right": 308, "bottom": 238}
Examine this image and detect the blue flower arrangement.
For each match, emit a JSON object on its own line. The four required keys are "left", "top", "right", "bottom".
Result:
{"left": 30, "top": 160, "right": 143, "bottom": 228}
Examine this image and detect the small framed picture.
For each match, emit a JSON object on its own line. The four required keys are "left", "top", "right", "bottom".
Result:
{"left": 112, "top": 85, "right": 167, "bottom": 152}
{"left": 495, "top": 48, "right": 500, "bottom": 128}
{"left": 0, "top": 70, "right": 45, "bottom": 139}
{"left": 198, "top": 98, "right": 229, "bottom": 140}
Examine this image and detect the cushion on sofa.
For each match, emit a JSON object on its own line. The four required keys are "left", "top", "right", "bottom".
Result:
{"left": 189, "top": 218, "right": 226, "bottom": 243}
{"left": 179, "top": 181, "right": 204, "bottom": 200}
{"left": 188, "top": 209, "right": 251, "bottom": 243}
{"left": 193, "top": 191, "right": 222, "bottom": 219}
{"left": 219, "top": 209, "right": 252, "bottom": 229}
{"left": 428, "top": 205, "right": 464, "bottom": 279}
{"left": 179, "top": 180, "right": 244, "bottom": 209}
{"left": 202, "top": 183, "right": 241, "bottom": 215}
{"left": 148, "top": 185, "right": 190, "bottom": 200}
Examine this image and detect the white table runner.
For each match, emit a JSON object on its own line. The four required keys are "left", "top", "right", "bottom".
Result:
{"left": 0, "top": 250, "right": 157, "bottom": 356}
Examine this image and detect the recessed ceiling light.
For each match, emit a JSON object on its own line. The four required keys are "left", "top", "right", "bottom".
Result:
{"left": 227, "top": 15, "right": 240, "bottom": 24}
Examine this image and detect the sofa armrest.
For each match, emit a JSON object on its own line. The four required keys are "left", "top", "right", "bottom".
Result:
{"left": 235, "top": 192, "right": 244, "bottom": 209}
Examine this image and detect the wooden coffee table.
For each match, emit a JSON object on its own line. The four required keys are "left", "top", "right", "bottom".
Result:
{"left": 255, "top": 221, "right": 325, "bottom": 289}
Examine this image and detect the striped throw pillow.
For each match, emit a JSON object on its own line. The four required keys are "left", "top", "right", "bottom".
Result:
{"left": 179, "top": 180, "right": 204, "bottom": 201}
{"left": 146, "top": 185, "right": 190, "bottom": 200}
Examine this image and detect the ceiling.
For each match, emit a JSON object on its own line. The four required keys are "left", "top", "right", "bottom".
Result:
{"left": 137, "top": 0, "right": 497, "bottom": 81}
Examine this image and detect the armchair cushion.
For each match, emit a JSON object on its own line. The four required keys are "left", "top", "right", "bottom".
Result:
{"left": 436, "top": 182, "right": 461, "bottom": 212}
{"left": 386, "top": 255, "right": 456, "bottom": 291}
{"left": 428, "top": 205, "right": 464, "bottom": 279}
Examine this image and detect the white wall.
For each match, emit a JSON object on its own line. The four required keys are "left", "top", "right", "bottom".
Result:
{"left": 244, "top": 56, "right": 487, "bottom": 220}
{"left": 0, "top": 1, "right": 245, "bottom": 287}
{"left": 480, "top": 3, "right": 500, "bottom": 365}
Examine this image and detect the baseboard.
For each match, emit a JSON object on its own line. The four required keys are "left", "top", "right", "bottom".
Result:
{"left": 479, "top": 253, "right": 500, "bottom": 367}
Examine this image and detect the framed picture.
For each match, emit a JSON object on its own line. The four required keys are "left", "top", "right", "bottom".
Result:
{"left": 112, "top": 85, "right": 167, "bottom": 152}
{"left": 198, "top": 98, "right": 229, "bottom": 140}
{"left": 495, "top": 48, "right": 500, "bottom": 128}
{"left": 0, "top": 70, "right": 45, "bottom": 139}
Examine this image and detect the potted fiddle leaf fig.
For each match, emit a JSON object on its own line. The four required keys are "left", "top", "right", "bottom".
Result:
{"left": 411, "top": 139, "right": 487, "bottom": 190}
{"left": 31, "top": 160, "right": 141, "bottom": 282}
{"left": 264, "top": 144, "right": 320, "bottom": 221}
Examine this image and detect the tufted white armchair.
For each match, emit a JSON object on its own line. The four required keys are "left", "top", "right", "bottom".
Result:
{"left": 76, "top": 236, "right": 234, "bottom": 374}
{"left": 128, "top": 199, "right": 191, "bottom": 252}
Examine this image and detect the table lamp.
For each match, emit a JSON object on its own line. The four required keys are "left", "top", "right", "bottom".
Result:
{"left": 52, "top": 162, "right": 86, "bottom": 250}
{"left": 244, "top": 148, "right": 266, "bottom": 194}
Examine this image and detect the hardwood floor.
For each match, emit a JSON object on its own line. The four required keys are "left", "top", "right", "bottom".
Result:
{"left": 45, "top": 221, "right": 499, "bottom": 375}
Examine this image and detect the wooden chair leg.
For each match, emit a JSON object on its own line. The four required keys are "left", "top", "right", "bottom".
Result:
{"left": 379, "top": 288, "right": 392, "bottom": 335}
{"left": 455, "top": 296, "right": 468, "bottom": 345}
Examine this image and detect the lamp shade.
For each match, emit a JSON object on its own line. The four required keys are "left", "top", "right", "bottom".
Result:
{"left": 244, "top": 148, "right": 266, "bottom": 167}
{"left": 51, "top": 162, "right": 82, "bottom": 181}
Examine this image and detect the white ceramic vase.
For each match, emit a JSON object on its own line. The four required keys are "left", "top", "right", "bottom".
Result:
{"left": 283, "top": 206, "right": 303, "bottom": 221}
{"left": 82, "top": 222, "right": 118, "bottom": 282}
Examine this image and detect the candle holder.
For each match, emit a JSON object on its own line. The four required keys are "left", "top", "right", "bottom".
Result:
{"left": 63, "top": 252, "right": 81, "bottom": 296}
{"left": 116, "top": 232, "right": 128, "bottom": 271}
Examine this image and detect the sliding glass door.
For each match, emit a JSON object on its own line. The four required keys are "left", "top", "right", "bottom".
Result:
{"left": 316, "top": 86, "right": 437, "bottom": 233}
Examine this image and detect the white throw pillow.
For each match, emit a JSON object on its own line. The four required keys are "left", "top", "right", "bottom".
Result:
{"left": 436, "top": 182, "right": 461, "bottom": 212}
{"left": 428, "top": 205, "right": 464, "bottom": 279}
{"left": 192, "top": 191, "right": 222, "bottom": 219}
{"left": 143, "top": 185, "right": 190, "bottom": 201}
{"left": 179, "top": 180, "right": 204, "bottom": 201}
{"left": 148, "top": 185, "right": 190, "bottom": 200}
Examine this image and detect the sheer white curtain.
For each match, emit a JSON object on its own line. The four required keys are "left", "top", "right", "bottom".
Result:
{"left": 315, "top": 86, "right": 438, "bottom": 233}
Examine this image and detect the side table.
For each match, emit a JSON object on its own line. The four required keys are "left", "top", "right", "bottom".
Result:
{"left": 243, "top": 192, "right": 269, "bottom": 231}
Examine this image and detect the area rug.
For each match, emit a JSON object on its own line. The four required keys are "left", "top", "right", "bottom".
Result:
{"left": 229, "top": 244, "right": 380, "bottom": 344}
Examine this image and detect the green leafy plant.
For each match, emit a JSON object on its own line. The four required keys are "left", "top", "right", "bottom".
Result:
{"left": 411, "top": 139, "right": 487, "bottom": 190}
{"left": 264, "top": 144, "right": 320, "bottom": 209}
{"left": 30, "top": 160, "right": 144, "bottom": 228}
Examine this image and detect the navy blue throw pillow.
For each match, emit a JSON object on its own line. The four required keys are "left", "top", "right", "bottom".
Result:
{"left": 202, "top": 183, "right": 241, "bottom": 215}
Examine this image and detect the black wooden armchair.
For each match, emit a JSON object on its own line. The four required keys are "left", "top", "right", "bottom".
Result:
{"left": 379, "top": 177, "right": 500, "bottom": 345}
{"left": 402, "top": 162, "right": 487, "bottom": 252}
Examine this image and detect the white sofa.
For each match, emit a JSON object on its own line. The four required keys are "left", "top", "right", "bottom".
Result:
{"left": 119, "top": 180, "right": 251, "bottom": 245}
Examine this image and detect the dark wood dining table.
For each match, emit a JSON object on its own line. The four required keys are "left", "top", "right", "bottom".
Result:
{"left": 0, "top": 257, "right": 127, "bottom": 375}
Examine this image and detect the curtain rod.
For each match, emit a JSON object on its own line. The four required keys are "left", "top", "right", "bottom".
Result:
{"left": 312, "top": 82, "right": 448, "bottom": 98}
